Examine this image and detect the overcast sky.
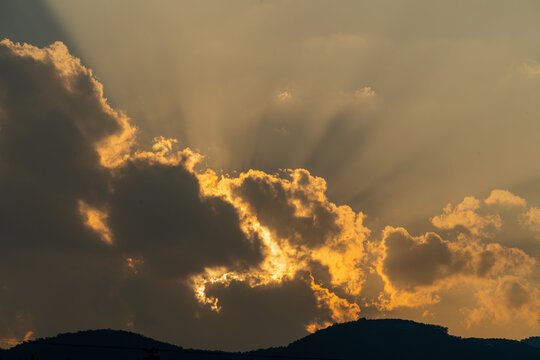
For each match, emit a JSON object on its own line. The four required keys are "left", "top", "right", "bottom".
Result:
{"left": 1, "top": 0, "right": 540, "bottom": 351}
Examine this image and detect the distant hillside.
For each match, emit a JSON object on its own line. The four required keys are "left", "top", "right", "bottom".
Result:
{"left": 2, "top": 319, "right": 540, "bottom": 360}
{"left": 250, "top": 318, "right": 540, "bottom": 360}
{"left": 0, "top": 329, "right": 241, "bottom": 360}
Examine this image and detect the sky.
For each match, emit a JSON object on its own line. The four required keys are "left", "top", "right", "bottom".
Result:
{"left": 1, "top": 0, "right": 540, "bottom": 351}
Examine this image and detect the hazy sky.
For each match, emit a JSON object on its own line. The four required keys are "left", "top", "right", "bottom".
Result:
{"left": 1, "top": 0, "right": 540, "bottom": 351}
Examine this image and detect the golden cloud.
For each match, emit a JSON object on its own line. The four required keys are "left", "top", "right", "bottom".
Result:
{"left": 190, "top": 168, "right": 370, "bottom": 329}
{"left": 464, "top": 276, "right": 540, "bottom": 328}
{"left": 431, "top": 197, "right": 501, "bottom": 237}
{"left": 78, "top": 201, "right": 113, "bottom": 245}
{"left": 373, "top": 226, "right": 534, "bottom": 310}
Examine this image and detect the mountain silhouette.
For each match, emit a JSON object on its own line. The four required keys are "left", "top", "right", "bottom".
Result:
{"left": 2, "top": 319, "right": 540, "bottom": 359}
{"left": 251, "top": 319, "right": 540, "bottom": 360}
{"left": 0, "top": 329, "right": 241, "bottom": 360}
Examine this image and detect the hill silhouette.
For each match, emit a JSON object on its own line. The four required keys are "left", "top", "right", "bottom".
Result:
{"left": 0, "top": 329, "right": 242, "bottom": 360}
{"left": 2, "top": 319, "right": 540, "bottom": 359}
{"left": 251, "top": 319, "right": 540, "bottom": 360}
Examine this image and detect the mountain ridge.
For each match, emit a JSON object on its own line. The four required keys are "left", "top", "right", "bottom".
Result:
{"left": 2, "top": 318, "right": 540, "bottom": 359}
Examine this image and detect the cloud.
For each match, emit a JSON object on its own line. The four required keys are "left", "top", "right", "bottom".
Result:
{"left": 2, "top": 38, "right": 540, "bottom": 350}
{"left": 522, "top": 207, "right": 540, "bottom": 232}
{"left": 354, "top": 86, "right": 376, "bottom": 99}
{"left": 193, "top": 168, "right": 369, "bottom": 329}
{"left": 484, "top": 189, "right": 527, "bottom": 207}
{"left": 0, "top": 39, "right": 267, "bottom": 350}
{"left": 78, "top": 200, "right": 113, "bottom": 245}
{"left": 373, "top": 226, "right": 534, "bottom": 309}
{"left": 431, "top": 196, "right": 502, "bottom": 237}
{"left": 430, "top": 190, "right": 540, "bottom": 256}
{"left": 520, "top": 60, "right": 540, "bottom": 78}
{"left": 107, "top": 156, "right": 263, "bottom": 278}
{"left": 230, "top": 169, "right": 342, "bottom": 248}
{"left": 368, "top": 191, "right": 540, "bottom": 338}
{"left": 464, "top": 276, "right": 540, "bottom": 329}
{"left": 0, "top": 38, "right": 376, "bottom": 350}
{"left": 202, "top": 278, "right": 325, "bottom": 350}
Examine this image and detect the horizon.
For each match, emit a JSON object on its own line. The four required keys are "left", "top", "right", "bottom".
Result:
{"left": 2, "top": 318, "right": 540, "bottom": 358}
{"left": 1, "top": 0, "right": 540, "bottom": 352}
{"left": 0, "top": 318, "right": 450, "bottom": 351}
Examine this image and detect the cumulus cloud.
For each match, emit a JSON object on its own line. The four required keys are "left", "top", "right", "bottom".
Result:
{"left": 431, "top": 196, "right": 502, "bottom": 237}
{"left": 484, "top": 189, "right": 527, "bottom": 207}
{"left": 430, "top": 189, "right": 540, "bottom": 256}
{"left": 2, "top": 38, "right": 540, "bottom": 350}
{"left": 374, "top": 226, "right": 534, "bottom": 308}
{"left": 369, "top": 190, "right": 540, "bottom": 338}
{"left": 0, "top": 39, "right": 267, "bottom": 350}
{"left": 0, "top": 38, "right": 377, "bottom": 350}
{"left": 192, "top": 168, "right": 369, "bottom": 330}
{"left": 108, "top": 156, "right": 263, "bottom": 278}
{"left": 464, "top": 276, "right": 540, "bottom": 329}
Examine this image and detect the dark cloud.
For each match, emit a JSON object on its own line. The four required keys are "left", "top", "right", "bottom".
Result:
{"left": 108, "top": 158, "right": 263, "bottom": 278}
{"left": 232, "top": 170, "right": 340, "bottom": 248}
{"left": 202, "top": 278, "right": 325, "bottom": 350}
{"left": 0, "top": 39, "right": 271, "bottom": 350}
{"left": 382, "top": 229, "right": 455, "bottom": 289}
{"left": 380, "top": 227, "right": 533, "bottom": 292}
{"left": 0, "top": 39, "right": 137, "bottom": 342}
{"left": 0, "top": 41, "right": 116, "bottom": 251}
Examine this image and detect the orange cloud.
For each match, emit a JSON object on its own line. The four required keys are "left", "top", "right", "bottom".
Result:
{"left": 373, "top": 226, "right": 534, "bottom": 310}
{"left": 431, "top": 196, "right": 501, "bottom": 237}
{"left": 307, "top": 276, "right": 361, "bottom": 332}
{"left": 78, "top": 201, "right": 113, "bottom": 245}
{"left": 190, "top": 168, "right": 369, "bottom": 326}
{"left": 522, "top": 207, "right": 540, "bottom": 232}
{"left": 464, "top": 276, "right": 540, "bottom": 328}
{"left": 484, "top": 189, "right": 527, "bottom": 207}
{"left": 192, "top": 173, "right": 540, "bottom": 334}
{"left": 0, "top": 330, "right": 34, "bottom": 349}
{"left": 132, "top": 136, "right": 202, "bottom": 169}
